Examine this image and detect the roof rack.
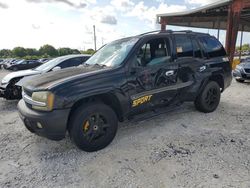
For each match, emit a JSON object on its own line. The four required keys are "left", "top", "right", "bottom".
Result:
{"left": 138, "top": 30, "right": 173, "bottom": 36}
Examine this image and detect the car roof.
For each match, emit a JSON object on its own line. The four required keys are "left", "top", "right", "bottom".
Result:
{"left": 54, "top": 54, "right": 91, "bottom": 61}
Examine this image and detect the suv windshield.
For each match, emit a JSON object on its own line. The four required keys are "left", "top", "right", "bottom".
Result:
{"left": 85, "top": 37, "right": 139, "bottom": 67}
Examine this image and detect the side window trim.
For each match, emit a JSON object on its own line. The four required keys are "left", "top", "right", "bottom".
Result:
{"left": 191, "top": 36, "right": 203, "bottom": 59}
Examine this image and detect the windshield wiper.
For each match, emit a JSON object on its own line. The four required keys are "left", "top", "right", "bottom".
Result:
{"left": 82, "top": 63, "right": 107, "bottom": 68}
{"left": 93, "top": 63, "right": 107, "bottom": 68}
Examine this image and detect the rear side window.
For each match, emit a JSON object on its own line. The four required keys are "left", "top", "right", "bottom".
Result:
{"left": 175, "top": 35, "right": 193, "bottom": 57}
{"left": 199, "top": 36, "right": 226, "bottom": 58}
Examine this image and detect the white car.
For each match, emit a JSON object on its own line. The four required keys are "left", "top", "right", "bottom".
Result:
{"left": 0, "top": 54, "right": 90, "bottom": 100}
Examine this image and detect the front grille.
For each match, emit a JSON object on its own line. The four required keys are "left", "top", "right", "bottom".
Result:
{"left": 245, "top": 69, "right": 250, "bottom": 73}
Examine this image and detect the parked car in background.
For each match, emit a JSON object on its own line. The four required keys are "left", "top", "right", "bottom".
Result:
{"left": 38, "top": 58, "right": 51, "bottom": 63}
{"left": 5, "top": 59, "right": 41, "bottom": 71}
{"left": 233, "top": 57, "right": 250, "bottom": 82}
{"left": 0, "top": 54, "right": 91, "bottom": 99}
{"left": 0, "top": 59, "right": 4, "bottom": 69}
{"left": 2, "top": 59, "right": 20, "bottom": 69}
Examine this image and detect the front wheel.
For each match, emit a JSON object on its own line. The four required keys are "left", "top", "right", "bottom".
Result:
{"left": 194, "top": 81, "right": 221, "bottom": 113}
{"left": 236, "top": 78, "right": 244, "bottom": 83}
{"left": 69, "top": 102, "right": 118, "bottom": 152}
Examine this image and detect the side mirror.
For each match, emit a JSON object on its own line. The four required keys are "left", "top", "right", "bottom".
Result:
{"left": 52, "top": 66, "right": 61, "bottom": 71}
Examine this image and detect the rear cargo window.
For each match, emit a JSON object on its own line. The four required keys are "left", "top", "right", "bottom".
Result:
{"left": 199, "top": 36, "right": 226, "bottom": 58}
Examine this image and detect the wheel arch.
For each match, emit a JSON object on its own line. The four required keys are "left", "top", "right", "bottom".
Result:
{"left": 67, "top": 92, "right": 124, "bottom": 129}
{"left": 209, "top": 74, "right": 224, "bottom": 92}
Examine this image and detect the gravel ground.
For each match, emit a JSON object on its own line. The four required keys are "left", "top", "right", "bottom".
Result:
{"left": 0, "top": 69, "right": 250, "bottom": 188}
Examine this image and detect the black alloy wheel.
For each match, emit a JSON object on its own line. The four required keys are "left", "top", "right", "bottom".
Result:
{"left": 195, "top": 81, "right": 221, "bottom": 113}
{"left": 69, "top": 102, "right": 118, "bottom": 152}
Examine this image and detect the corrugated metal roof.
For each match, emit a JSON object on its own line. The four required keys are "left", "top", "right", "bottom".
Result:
{"left": 157, "top": 0, "right": 250, "bottom": 32}
{"left": 157, "top": 0, "right": 232, "bottom": 18}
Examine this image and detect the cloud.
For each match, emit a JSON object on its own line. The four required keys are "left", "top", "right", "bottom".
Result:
{"left": 185, "top": 0, "right": 218, "bottom": 6}
{"left": 26, "top": 0, "right": 87, "bottom": 9}
{"left": 31, "top": 24, "right": 41, "bottom": 29}
{"left": 126, "top": 1, "right": 187, "bottom": 28}
{"left": 101, "top": 15, "right": 117, "bottom": 25}
{"left": 110, "top": 0, "right": 134, "bottom": 12}
{"left": 0, "top": 2, "right": 8, "bottom": 9}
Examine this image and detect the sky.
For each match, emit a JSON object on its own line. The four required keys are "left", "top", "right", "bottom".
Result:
{"left": 0, "top": 0, "right": 249, "bottom": 50}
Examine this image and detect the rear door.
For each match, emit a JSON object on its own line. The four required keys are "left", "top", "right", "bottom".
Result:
{"left": 174, "top": 34, "right": 207, "bottom": 101}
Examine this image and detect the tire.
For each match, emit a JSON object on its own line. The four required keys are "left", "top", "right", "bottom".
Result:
{"left": 236, "top": 79, "right": 244, "bottom": 83}
{"left": 194, "top": 81, "right": 221, "bottom": 113}
{"left": 69, "top": 102, "right": 118, "bottom": 152}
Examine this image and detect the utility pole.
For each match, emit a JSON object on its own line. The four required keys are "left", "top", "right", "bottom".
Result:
{"left": 93, "top": 25, "right": 96, "bottom": 51}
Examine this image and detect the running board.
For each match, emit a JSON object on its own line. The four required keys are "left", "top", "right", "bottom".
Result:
{"left": 128, "top": 103, "right": 183, "bottom": 123}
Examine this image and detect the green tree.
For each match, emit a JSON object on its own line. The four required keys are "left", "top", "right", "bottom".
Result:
{"left": 12, "top": 47, "right": 26, "bottom": 57}
{"left": 0, "top": 49, "right": 12, "bottom": 57}
{"left": 57, "top": 47, "right": 73, "bottom": 56}
{"left": 81, "top": 49, "right": 95, "bottom": 55}
{"left": 242, "top": 44, "right": 250, "bottom": 51}
{"left": 71, "top": 49, "right": 81, "bottom": 54}
{"left": 25, "top": 48, "right": 39, "bottom": 56}
{"left": 39, "top": 44, "right": 58, "bottom": 57}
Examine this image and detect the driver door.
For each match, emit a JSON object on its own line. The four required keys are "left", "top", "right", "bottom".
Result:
{"left": 127, "top": 37, "right": 179, "bottom": 115}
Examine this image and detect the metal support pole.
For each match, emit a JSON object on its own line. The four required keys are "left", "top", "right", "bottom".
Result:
{"left": 160, "top": 18, "right": 167, "bottom": 31}
{"left": 93, "top": 25, "right": 96, "bottom": 51}
{"left": 239, "top": 25, "right": 244, "bottom": 60}
{"left": 217, "top": 20, "right": 221, "bottom": 39}
{"left": 225, "top": 4, "right": 241, "bottom": 65}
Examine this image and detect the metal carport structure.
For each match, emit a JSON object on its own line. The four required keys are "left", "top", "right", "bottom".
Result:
{"left": 156, "top": 0, "right": 250, "bottom": 64}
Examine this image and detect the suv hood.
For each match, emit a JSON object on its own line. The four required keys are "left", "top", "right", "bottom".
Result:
{"left": 23, "top": 66, "right": 107, "bottom": 91}
{"left": 2, "top": 69, "right": 40, "bottom": 83}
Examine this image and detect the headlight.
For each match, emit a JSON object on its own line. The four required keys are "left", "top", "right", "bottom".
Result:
{"left": 31, "top": 91, "right": 55, "bottom": 111}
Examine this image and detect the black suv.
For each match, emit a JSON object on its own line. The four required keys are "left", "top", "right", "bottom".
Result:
{"left": 18, "top": 31, "right": 232, "bottom": 152}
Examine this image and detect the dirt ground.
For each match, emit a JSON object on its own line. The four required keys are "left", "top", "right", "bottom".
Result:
{"left": 0, "top": 69, "right": 249, "bottom": 188}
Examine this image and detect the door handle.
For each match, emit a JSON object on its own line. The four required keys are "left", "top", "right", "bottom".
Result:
{"left": 165, "top": 70, "right": 174, "bottom": 76}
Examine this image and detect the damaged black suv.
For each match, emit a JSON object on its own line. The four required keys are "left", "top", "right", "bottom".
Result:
{"left": 18, "top": 30, "right": 232, "bottom": 152}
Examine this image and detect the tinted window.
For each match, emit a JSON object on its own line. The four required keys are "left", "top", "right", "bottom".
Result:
{"left": 199, "top": 36, "right": 226, "bottom": 58}
{"left": 175, "top": 35, "right": 193, "bottom": 57}
{"left": 59, "top": 57, "right": 84, "bottom": 68}
{"left": 192, "top": 38, "right": 202, "bottom": 58}
{"left": 136, "top": 38, "right": 171, "bottom": 67}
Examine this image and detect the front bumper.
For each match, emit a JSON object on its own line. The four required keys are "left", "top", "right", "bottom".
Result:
{"left": 17, "top": 99, "right": 71, "bottom": 141}
{"left": 233, "top": 69, "right": 250, "bottom": 80}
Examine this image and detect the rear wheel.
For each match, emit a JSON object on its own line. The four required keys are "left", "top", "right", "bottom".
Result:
{"left": 195, "top": 81, "right": 221, "bottom": 113}
{"left": 236, "top": 78, "right": 244, "bottom": 83}
{"left": 69, "top": 102, "right": 118, "bottom": 152}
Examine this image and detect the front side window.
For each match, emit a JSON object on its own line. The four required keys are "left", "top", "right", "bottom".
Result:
{"left": 199, "top": 36, "right": 226, "bottom": 58}
{"left": 175, "top": 35, "right": 193, "bottom": 57}
{"left": 136, "top": 38, "right": 171, "bottom": 67}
